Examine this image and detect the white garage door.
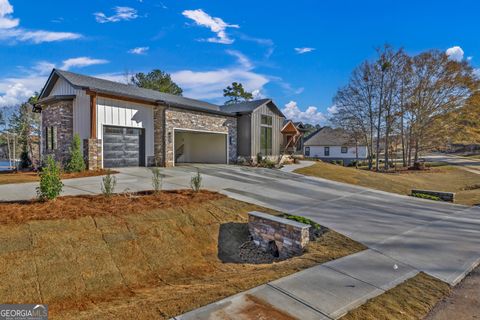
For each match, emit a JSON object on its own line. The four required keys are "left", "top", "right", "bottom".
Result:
{"left": 174, "top": 130, "right": 227, "bottom": 165}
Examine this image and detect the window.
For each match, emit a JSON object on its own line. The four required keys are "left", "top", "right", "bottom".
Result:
{"left": 260, "top": 126, "right": 272, "bottom": 155}
{"left": 305, "top": 147, "right": 310, "bottom": 156}
{"left": 45, "top": 126, "right": 57, "bottom": 150}
{"left": 261, "top": 115, "right": 272, "bottom": 125}
{"left": 324, "top": 146, "right": 330, "bottom": 156}
{"left": 341, "top": 146, "right": 348, "bottom": 153}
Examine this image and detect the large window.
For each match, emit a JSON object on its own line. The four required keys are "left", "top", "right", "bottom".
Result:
{"left": 260, "top": 114, "right": 273, "bottom": 155}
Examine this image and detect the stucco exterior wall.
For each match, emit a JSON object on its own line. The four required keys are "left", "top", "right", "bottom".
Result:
{"left": 164, "top": 108, "right": 237, "bottom": 167}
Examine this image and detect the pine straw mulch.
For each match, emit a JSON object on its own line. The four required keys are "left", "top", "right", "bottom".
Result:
{"left": 0, "top": 190, "right": 223, "bottom": 225}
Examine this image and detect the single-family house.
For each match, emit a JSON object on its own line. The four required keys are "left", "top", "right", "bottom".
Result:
{"left": 35, "top": 69, "right": 286, "bottom": 169}
{"left": 281, "top": 120, "right": 308, "bottom": 154}
{"left": 303, "top": 127, "right": 368, "bottom": 165}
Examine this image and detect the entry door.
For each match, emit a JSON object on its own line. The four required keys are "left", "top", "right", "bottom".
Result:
{"left": 103, "top": 126, "right": 145, "bottom": 168}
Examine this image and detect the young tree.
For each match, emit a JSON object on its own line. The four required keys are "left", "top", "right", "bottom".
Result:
{"left": 223, "top": 82, "right": 254, "bottom": 104}
{"left": 131, "top": 70, "right": 183, "bottom": 95}
{"left": 66, "top": 134, "right": 86, "bottom": 172}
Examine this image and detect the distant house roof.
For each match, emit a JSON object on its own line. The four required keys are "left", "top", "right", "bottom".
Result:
{"left": 220, "top": 99, "right": 285, "bottom": 118}
{"left": 304, "top": 127, "right": 356, "bottom": 146}
{"left": 38, "top": 69, "right": 232, "bottom": 116}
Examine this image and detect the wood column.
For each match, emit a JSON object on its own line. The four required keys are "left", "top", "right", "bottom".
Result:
{"left": 89, "top": 93, "right": 97, "bottom": 138}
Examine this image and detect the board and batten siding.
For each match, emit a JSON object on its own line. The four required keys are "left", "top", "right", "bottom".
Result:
{"left": 96, "top": 97, "right": 155, "bottom": 166}
{"left": 50, "top": 77, "right": 90, "bottom": 143}
{"left": 250, "top": 103, "right": 284, "bottom": 157}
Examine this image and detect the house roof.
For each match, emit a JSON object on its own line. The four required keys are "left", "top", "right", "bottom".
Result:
{"left": 220, "top": 99, "right": 285, "bottom": 117}
{"left": 304, "top": 127, "right": 356, "bottom": 146}
{"left": 38, "top": 69, "right": 233, "bottom": 116}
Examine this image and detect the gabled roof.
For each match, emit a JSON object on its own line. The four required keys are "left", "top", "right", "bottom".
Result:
{"left": 304, "top": 127, "right": 356, "bottom": 146}
{"left": 220, "top": 99, "right": 285, "bottom": 118}
{"left": 38, "top": 69, "right": 231, "bottom": 115}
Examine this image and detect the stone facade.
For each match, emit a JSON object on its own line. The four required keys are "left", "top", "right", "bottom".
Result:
{"left": 83, "top": 139, "right": 102, "bottom": 170}
{"left": 248, "top": 211, "right": 310, "bottom": 258}
{"left": 152, "top": 105, "right": 167, "bottom": 166}
{"left": 164, "top": 108, "right": 237, "bottom": 167}
{"left": 41, "top": 101, "right": 73, "bottom": 165}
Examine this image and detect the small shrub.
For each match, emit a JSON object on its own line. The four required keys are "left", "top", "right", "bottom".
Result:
{"left": 36, "top": 155, "right": 63, "bottom": 201}
{"left": 151, "top": 167, "right": 162, "bottom": 193}
{"left": 283, "top": 214, "right": 326, "bottom": 240}
{"left": 101, "top": 170, "right": 117, "bottom": 197}
{"left": 66, "top": 134, "right": 86, "bottom": 173}
{"left": 411, "top": 192, "right": 441, "bottom": 201}
{"left": 263, "top": 158, "right": 277, "bottom": 168}
{"left": 191, "top": 169, "right": 202, "bottom": 192}
{"left": 256, "top": 153, "right": 263, "bottom": 164}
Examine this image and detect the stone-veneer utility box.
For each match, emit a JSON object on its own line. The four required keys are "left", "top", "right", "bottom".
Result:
{"left": 248, "top": 211, "right": 310, "bottom": 258}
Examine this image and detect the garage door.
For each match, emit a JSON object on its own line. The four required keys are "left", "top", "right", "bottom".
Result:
{"left": 103, "top": 126, "right": 145, "bottom": 168}
{"left": 174, "top": 131, "right": 227, "bottom": 165}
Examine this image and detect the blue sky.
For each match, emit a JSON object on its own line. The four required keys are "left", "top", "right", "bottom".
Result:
{"left": 0, "top": 0, "right": 478, "bottom": 124}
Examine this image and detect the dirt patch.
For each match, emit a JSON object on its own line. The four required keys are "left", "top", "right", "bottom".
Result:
{"left": 237, "top": 294, "right": 297, "bottom": 320}
{"left": 0, "top": 194, "right": 365, "bottom": 319}
{"left": 0, "top": 169, "right": 116, "bottom": 185}
{"left": 0, "top": 190, "right": 223, "bottom": 225}
{"left": 425, "top": 265, "right": 480, "bottom": 320}
{"left": 342, "top": 273, "right": 450, "bottom": 320}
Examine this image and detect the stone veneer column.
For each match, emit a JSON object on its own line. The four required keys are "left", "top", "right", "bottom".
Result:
{"left": 83, "top": 139, "right": 102, "bottom": 170}
{"left": 41, "top": 101, "right": 73, "bottom": 165}
{"left": 153, "top": 105, "right": 167, "bottom": 166}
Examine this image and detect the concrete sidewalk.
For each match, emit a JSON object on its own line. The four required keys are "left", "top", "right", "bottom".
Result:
{"left": 176, "top": 249, "right": 418, "bottom": 319}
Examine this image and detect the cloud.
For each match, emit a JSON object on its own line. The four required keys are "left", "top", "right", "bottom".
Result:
{"left": 282, "top": 101, "right": 327, "bottom": 124}
{"left": 446, "top": 46, "right": 464, "bottom": 61}
{"left": 182, "top": 9, "right": 239, "bottom": 44}
{"left": 225, "top": 50, "right": 253, "bottom": 69}
{"left": 327, "top": 105, "right": 338, "bottom": 115}
{"left": 0, "top": 74, "right": 46, "bottom": 107}
{"left": 295, "top": 47, "right": 315, "bottom": 54}
{"left": 94, "top": 7, "right": 138, "bottom": 23}
{"left": 128, "top": 46, "right": 149, "bottom": 55}
{"left": 61, "top": 57, "right": 109, "bottom": 70}
{"left": 0, "top": 0, "right": 81, "bottom": 43}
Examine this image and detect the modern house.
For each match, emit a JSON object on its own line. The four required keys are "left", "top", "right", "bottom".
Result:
{"left": 281, "top": 120, "right": 308, "bottom": 154}
{"left": 304, "top": 127, "right": 368, "bottom": 165}
{"left": 35, "top": 69, "right": 286, "bottom": 169}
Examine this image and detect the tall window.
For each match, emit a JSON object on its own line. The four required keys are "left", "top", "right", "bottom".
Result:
{"left": 45, "top": 126, "right": 57, "bottom": 150}
{"left": 324, "top": 146, "right": 330, "bottom": 156}
{"left": 260, "top": 115, "right": 272, "bottom": 155}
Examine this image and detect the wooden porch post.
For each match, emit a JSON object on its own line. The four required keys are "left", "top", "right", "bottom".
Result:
{"left": 90, "top": 93, "right": 97, "bottom": 138}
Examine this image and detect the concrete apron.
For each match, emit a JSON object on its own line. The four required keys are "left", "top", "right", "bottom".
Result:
{"left": 174, "top": 249, "right": 418, "bottom": 320}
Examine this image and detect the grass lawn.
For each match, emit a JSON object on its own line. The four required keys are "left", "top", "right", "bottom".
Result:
{"left": 343, "top": 273, "right": 450, "bottom": 320}
{"left": 295, "top": 161, "right": 480, "bottom": 206}
{"left": 0, "top": 169, "right": 115, "bottom": 185}
{"left": 0, "top": 190, "right": 365, "bottom": 319}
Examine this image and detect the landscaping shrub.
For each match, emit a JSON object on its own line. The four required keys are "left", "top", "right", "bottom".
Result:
{"left": 66, "top": 134, "right": 86, "bottom": 173}
{"left": 284, "top": 214, "right": 326, "bottom": 240}
{"left": 151, "top": 167, "right": 162, "bottom": 193}
{"left": 191, "top": 169, "right": 202, "bottom": 192}
{"left": 411, "top": 192, "right": 441, "bottom": 201}
{"left": 101, "top": 170, "right": 117, "bottom": 197}
{"left": 36, "top": 155, "right": 63, "bottom": 201}
{"left": 19, "top": 145, "right": 32, "bottom": 169}
{"left": 256, "top": 153, "right": 263, "bottom": 164}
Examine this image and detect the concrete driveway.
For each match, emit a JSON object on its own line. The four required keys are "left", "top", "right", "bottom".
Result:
{"left": 1, "top": 163, "right": 479, "bottom": 318}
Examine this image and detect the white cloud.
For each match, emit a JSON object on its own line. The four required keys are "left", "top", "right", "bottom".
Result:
{"left": 0, "top": 0, "right": 81, "bottom": 43}
{"left": 446, "top": 46, "right": 464, "bottom": 61}
{"left": 182, "top": 9, "right": 239, "bottom": 44}
{"left": 225, "top": 50, "right": 253, "bottom": 69}
{"left": 94, "top": 7, "right": 138, "bottom": 23}
{"left": 327, "top": 105, "right": 338, "bottom": 115}
{"left": 61, "top": 57, "right": 109, "bottom": 70}
{"left": 295, "top": 47, "right": 315, "bottom": 54}
{"left": 282, "top": 101, "right": 327, "bottom": 124}
{"left": 0, "top": 74, "right": 46, "bottom": 107}
{"left": 128, "top": 46, "right": 149, "bottom": 55}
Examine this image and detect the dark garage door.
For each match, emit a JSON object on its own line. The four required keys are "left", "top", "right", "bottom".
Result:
{"left": 103, "top": 126, "right": 145, "bottom": 168}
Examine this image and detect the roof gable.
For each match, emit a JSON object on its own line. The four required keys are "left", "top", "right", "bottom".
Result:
{"left": 304, "top": 127, "right": 356, "bottom": 146}
{"left": 220, "top": 99, "right": 285, "bottom": 118}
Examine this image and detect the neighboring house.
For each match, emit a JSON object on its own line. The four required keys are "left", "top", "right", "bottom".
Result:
{"left": 35, "top": 69, "right": 285, "bottom": 169}
{"left": 281, "top": 120, "right": 308, "bottom": 154}
{"left": 303, "top": 127, "right": 368, "bottom": 165}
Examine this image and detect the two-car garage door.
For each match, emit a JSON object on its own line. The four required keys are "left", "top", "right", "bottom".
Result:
{"left": 103, "top": 126, "right": 145, "bottom": 168}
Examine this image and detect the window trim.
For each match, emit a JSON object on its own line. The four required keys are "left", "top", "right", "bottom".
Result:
{"left": 341, "top": 146, "right": 348, "bottom": 154}
{"left": 261, "top": 115, "right": 273, "bottom": 126}
{"left": 324, "top": 146, "right": 330, "bottom": 156}
{"left": 305, "top": 146, "right": 310, "bottom": 157}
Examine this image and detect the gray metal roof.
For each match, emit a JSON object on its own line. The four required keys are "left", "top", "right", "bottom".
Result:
{"left": 39, "top": 69, "right": 232, "bottom": 115}
{"left": 304, "top": 127, "right": 356, "bottom": 146}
